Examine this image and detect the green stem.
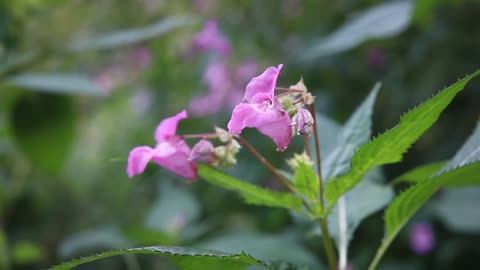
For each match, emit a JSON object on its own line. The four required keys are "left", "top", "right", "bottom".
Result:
{"left": 236, "top": 135, "right": 296, "bottom": 193}
{"left": 320, "top": 219, "right": 338, "bottom": 270}
{"left": 308, "top": 102, "right": 338, "bottom": 270}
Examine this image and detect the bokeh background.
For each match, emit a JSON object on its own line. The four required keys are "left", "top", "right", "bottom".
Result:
{"left": 1, "top": 0, "right": 479, "bottom": 269}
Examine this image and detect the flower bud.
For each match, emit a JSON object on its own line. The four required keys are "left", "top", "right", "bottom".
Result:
{"left": 287, "top": 151, "right": 314, "bottom": 170}
{"left": 215, "top": 126, "right": 233, "bottom": 143}
{"left": 189, "top": 139, "right": 217, "bottom": 163}
{"left": 212, "top": 139, "right": 241, "bottom": 168}
{"left": 293, "top": 108, "right": 314, "bottom": 136}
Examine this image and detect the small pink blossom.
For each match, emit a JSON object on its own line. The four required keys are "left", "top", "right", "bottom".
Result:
{"left": 192, "top": 20, "right": 231, "bottom": 55}
{"left": 228, "top": 64, "right": 293, "bottom": 150}
{"left": 409, "top": 222, "right": 436, "bottom": 255}
{"left": 127, "top": 110, "right": 197, "bottom": 180}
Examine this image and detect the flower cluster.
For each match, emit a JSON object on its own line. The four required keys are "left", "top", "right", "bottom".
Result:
{"left": 127, "top": 64, "right": 316, "bottom": 179}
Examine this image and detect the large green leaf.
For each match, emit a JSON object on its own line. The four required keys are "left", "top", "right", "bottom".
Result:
{"left": 390, "top": 161, "right": 445, "bottom": 185}
{"left": 325, "top": 70, "right": 480, "bottom": 213}
{"left": 8, "top": 73, "right": 105, "bottom": 96}
{"left": 68, "top": 16, "right": 195, "bottom": 51}
{"left": 198, "top": 231, "right": 321, "bottom": 269}
{"left": 293, "top": 162, "right": 319, "bottom": 202}
{"left": 368, "top": 161, "right": 480, "bottom": 270}
{"left": 439, "top": 121, "right": 480, "bottom": 174}
{"left": 299, "top": 1, "right": 412, "bottom": 60}
{"left": 433, "top": 187, "right": 480, "bottom": 233}
{"left": 50, "top": 246, "right": 268, "bottom": 270}
{"left": 198, "top": 164, "right": 304, "bottom": 212}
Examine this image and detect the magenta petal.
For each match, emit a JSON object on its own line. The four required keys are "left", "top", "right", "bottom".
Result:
{"left": 154, "top": 110, "right": 188, "bottom": 142}
{"left": 227, "top": 103, "right": 292, "bottom": 149}
{"left": 127, "top": 146, "right": 154, "bottom": 177}
{"left": 244, "top": 64, "right": 283, "bottom": 102}
{"left": 152, "top": 149, "right": 198, "bottom": 180}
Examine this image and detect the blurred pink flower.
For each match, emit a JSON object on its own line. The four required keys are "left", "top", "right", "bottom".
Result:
{"left": 192, "top": 20, "right": 231, "bottom": 55}
{"left": 409, "top": 222, "right": 436, "bottom": 255}
{"left": 228, "top": 64, "right": 293, "bottom": 150}
{"left": 189, "top": 60, "right": 258, "bottom": 116}
{"left": 127, "top": 110, "right": 198, "bottom": 179}
{"left": 130, "top": 46, "right": 152, "bottom": 69}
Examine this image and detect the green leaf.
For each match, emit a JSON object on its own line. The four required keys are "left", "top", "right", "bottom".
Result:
{"left": 323, "top": 83, "right": 380, "bottom": 180}
{"left": 299, "top": 1, "right": 412, "bottom": 60}
{"left": 145, "top": 182, "right": 200, "bottom": 233}
{"left": 198, "top": 164, "right": 304, "bottom": 212}
{"left": 368, "top": 161, "right": 480, "bottom": 270}
{"left": 434, "top": 187, "right": 480, "bottom": 233}
{"left": 12, "top": 241, "right": 44, "bottom": 264}
{"left": 390, "top": 161, "right": 445, "bottom": 185}
{"left": 326, "top": 169, "right": 393, "bottom": 246}
{"left": 293, "top": 162, "right": 319, "bottom": 202}
{"left": 68, "top": 16, "right": 195, "bottom": 51}
{"left": 50, "top": 246, "right": 268, "bottom": 270}
{"left": 439, "top": 121, "right": 480, "bottom": 174}
{"left": 10, "top": 93, "right": 76, "bottom": 173}
{"left": 325, "top": 70, "right": 480, "bottom": 213}
{"left": 198, "top": 231, "right": 321, "bottom": 269}
{"left": 8, "top": 73, "right": 105, "bottom": 96}
{"left": 58, "top": 226, "right": 130, "bottom": 258}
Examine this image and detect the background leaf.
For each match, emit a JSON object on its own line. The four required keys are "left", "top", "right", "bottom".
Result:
{"left": 9, "top": 93, "right": 76, "bottom": 173}
{"left": 8, "top": 73, "right": 105, "bottom": 96}
{"left": 198, "top": 164, "right": 304, "bottom": 212}
{"left": 300, "top": 1, "right": 413, "bottom": 60}
{"left": 50, "top": 246, "right": 268, "bottom": 270}
{"left": 325, "top": 70, "right": 480, "bottom": 211}
{"left": 68, "top": 16, "right": 195, "bottom": 51}
{"left": 198, "top": 231, "right": 321, "bottom": 269}
{"left": 433, "top": 187, "right": 480, "bottom": 233}
{"left": 368, "top": 161, "right": 480, "bottom": 270}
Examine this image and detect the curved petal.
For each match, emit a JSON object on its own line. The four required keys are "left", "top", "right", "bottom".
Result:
{"left": 152, "top": 149, "right": 198, "bottom": 180}
{"left": 127, "top": 146, "right": 154, "bottom": 177}
{"left": 154, "top": 110, "right": 188, "bottom": 142}
{"left": 227, "top": 103, "right": 292, "bottom": 149}
{"left": 244, "top": 64, "right": 283, "bottom": 102}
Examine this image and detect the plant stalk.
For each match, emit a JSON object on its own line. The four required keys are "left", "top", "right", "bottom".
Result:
{"left": 320, "top": 218, "right": 338, "bottom": 270}
{"left": 236, "top": 135, "right": 296, "bottom": 193}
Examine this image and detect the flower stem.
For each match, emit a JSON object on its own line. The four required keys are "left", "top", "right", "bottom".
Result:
{"left": 182, "top": 133, "right": 218, "bottom": 139}
{"left": 309, "top": 102, "right": 338, "bottom": 270}
{"left": 236, "top": 135, "right": 296, "bottom": 193}
{"left": 320, "top": 218, "right": 338, "bottom": 270}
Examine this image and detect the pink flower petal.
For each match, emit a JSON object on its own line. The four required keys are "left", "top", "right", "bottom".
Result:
{"left": 127, "top": 146, "right": 155, "bottom": 177}
{"left": 154, "top": 110, "right": 188, "bottom": 142}
{"left": 244, "top": 64, "right": 283, "bottom": 102}
{"left": 152, "top": 148, "right": 198, "bottom": 180}
{"left": 227, "top": 103, "right": 292, "bottom": 150}
{"left": 192, "top": 20, "right": 231, "bottom": 55}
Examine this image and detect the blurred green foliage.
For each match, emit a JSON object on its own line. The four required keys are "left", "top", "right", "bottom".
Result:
{"left": 0, "top": 0, "right": 479, "bottom": 269}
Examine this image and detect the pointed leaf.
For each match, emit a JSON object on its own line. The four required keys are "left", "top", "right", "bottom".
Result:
{"left": 68, "top": 16, "right": 195, "bottom": 51}
{"left": 8, "top": 73, "right": 105, "bottom": 96}
{"left": 326, "top": 70, "right": 480, "bottom": 213}
{"left": 50, "top": 246, "right": 268, "bottom": 270}
{"left": 434, "top": 187, "right": 480, "bottom": 233}
{"left": 293, "top": 162, "right": 319, "bottom": 202}
{"left": 439, "top": 121, "right": 480, "bottom": 174}
{"left": 323, "top": 83, "right": 380, "bottom": 180}
{"left": 390, "top": 161, "right": 445, "bottom": 185}
{"left": 198, "top": 164, "right": 304, "bottom": 212}
{"left": 368, "top": 161, "right": 480, "bottom": 270}
{"left": 300, "top": 1, "right": 413, "bottom": 60}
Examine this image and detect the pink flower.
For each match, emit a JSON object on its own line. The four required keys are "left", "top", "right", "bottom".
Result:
{"left": 192, "top": 20, "right": 231, "bottom": 55}
{"left": 127, "top": 110, "right": 197, "bottom": 180}
{"left": 409, "top": 222, "right": 436, "bottom": 255}
{"left": 227, "top": 64, "right": 293, "bottom": 150}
